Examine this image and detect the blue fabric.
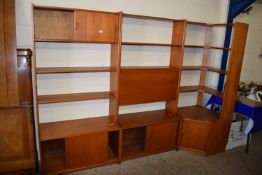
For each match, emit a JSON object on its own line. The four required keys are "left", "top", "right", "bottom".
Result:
{"left": 206, "top": 95, "right": 262, "bottom": 133}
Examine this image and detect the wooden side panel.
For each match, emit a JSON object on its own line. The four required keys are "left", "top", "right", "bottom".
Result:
{"left": 146, "top": 122, "right": 178, "bottom": 153}
{"left": 34, "top": 9, "right": 74, "bottom": 40}
{"left": 219, "top": 23, "right": 249, "bottom": 147}
{"left": 0, "top": 108, "right": 34, "bottom": 172}
{"left": 74, "top": 11, "right": 118, "bottom": 42}
{"left": 119, "top": 68, "right": 179, "bottom": 105}
{"left": 0, "top": 0, "right": 8, "bottom": 106}
{"left": 166, "top": 20, "right": 186, "bottom": 113}
{"left": 180, "top": 119, "right": 211, "bottom": 152}
{"left": 66, "top": 132, "right": 108, "bottom": 168}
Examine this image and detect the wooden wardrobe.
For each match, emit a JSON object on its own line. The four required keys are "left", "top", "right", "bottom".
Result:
{"left": 0, "top": 0, "right": 35, "bottom": 174}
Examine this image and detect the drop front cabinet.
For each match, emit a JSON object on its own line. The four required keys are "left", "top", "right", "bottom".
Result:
{"left": 32, "top": 5, "right": 248, "bottom": 174}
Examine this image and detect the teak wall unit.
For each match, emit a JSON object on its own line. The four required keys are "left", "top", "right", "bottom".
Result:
{"left": 32, "top": 5, "right": 248, "bottom": 175}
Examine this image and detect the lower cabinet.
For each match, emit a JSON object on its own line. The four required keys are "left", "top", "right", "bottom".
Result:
{"left": 65, "top": 132, "right": 108, "bottom": 168}
{"left": 146, "top": 122, "right": 178, "bottom": 153}
{"left": 179, "top": 119, "right": 211, "bottom": 153}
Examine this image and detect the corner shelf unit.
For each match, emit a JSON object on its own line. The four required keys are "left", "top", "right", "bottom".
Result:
{"left": 32, "top": 5, "right": 248, "bottom": 175}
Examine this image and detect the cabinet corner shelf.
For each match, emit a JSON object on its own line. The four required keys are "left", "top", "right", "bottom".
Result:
{"left": 40, "top": 116, "right": 120, "bottom": 141}
{"left": 36, "top": 67, "right": 113, "bottom": 74}
{"left": 38, "top": 91, "right": 114, "bottom": 104}
{"left": 119, "top": 110, "right": 180, "bottom": 129}
{"left": 177, "top": 105, "right": 220, "bottom": 123}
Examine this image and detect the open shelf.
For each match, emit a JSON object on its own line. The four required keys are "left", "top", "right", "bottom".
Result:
{"left": 38, "top": 91, "right": 114, "bottom": 104}
{"left": 119, "top": 110, "right": 179, "bottom": 129}
{"left": 122, "top": 127, "right": 146, "bottom": 158}
{"left": 181, "top": 66, "right": 227, "bottom": 74}
{"left": 184, "top": 45, "right": 231, "bottom": 51}
{"left": 121, "top": 66, "right": 175, "bottom": 70}
{"left": 36, "top": 67, "right": 113, "bottom": 74}
{"left": 40, "top": 116, "right": 120, "bottom": 141}
{"left": 122, "top": 42, "right": 177, "bottom": 47}
{"left": 177, "top": 105, "right": 220, "bottom": 123}
{"left": 35, "top": 38, "right": 117, "bottom": 44}
{"left": 181, "top": 66, "right": 201, "bottom": 70}
{"left": 123, "top": 13, "right": 174, "bottom": 22}
{"left": 41, "top": 139, "right": 66, "bottom": 174}
{"left": 199, "top": 85, "right": 223, "bottom": 98}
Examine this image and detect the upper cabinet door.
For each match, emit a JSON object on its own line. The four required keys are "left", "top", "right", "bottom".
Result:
{"left": 74, "top": 11, "right": 119, "bottom": 43}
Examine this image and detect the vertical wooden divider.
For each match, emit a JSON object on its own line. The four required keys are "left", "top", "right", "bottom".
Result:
{"left": 166, "top": 20, "right": 187, "bottom": 114}
{"left": 109, "top": 12, "right": 123, "bottom": 162}
{"left": 197, "top": 26, "right": 212, "bottom": 106}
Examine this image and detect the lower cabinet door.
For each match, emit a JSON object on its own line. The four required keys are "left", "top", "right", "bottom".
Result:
{"left": 145, "top": 122, "right": 178, "bottom": 153}
{"left": 65, "top": 131, "right": 108, "bottom": 169}
{"left": 180, "top": 119, "right": 211, "bottom": 152}
{"left": 0, "top": 108, "right": 35, "bottom": 172}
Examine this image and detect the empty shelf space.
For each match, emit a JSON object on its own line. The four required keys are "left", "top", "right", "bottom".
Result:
{"left": 119, "top": 110, "right": 180, "bottom": 129}
{"left": 38, "top": 92, "right": 114, "bottom": 104}
{"left": 122, "top": 42, "right": 176, "bottom": 47}
{"left": 179, "top": 85, "right": 199, "bottom": 93}
{"left": 199, "top": 85, "right": 223, "bottom": 98}
{"left": 181, "top": 66, "right": 201, "bottom": 70}
{"left": 177, "top": 105, "right": 220, "bottom": 123}
{"left": 35, "top": 38, "right": 117, "bottom": 44}
{"left": 40, "top": 116, "right": 120, "bottom": 141}
{"left": 36, "top": 67, "right": 113, "bottom": 74}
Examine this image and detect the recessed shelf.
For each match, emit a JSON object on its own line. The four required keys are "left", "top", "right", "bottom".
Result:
{"left": 119, "top": 110, "right": 179, "bottom": 129}
{"left": 122, "top": 42, "right": 177, "bottom": 47}
{"left": 177, "top": 105, "right": 220, "bottom": 123}
{"left": 35, "top": 38, "right": 117, "bottom": 44}
{"left": 36, "top": 67, "right": 113, "bottom": 74}
{"left": 38, "top": 92, "right": 114, "bottom": 104}
{"left": 40, "top": 116, "right": 120, "bottom": 141}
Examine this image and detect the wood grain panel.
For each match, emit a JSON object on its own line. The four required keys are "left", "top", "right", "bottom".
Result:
{"left": 146, "top": 122, "right": 178, "bottom": 153}
{"left": 119, "top": 68, "right": 179, "bottom": 105}
{"left": 66, "top": 132, "right": 108, "bottom": 168}
{"left": 0, "top": 0, "right": 8, "bottom": 106}
{"left": 180, "top": 119, "right": 211, "bottom": 151}
{"left": 34, "top": 9, "right": 74, "bottom": 40}
{"left": 74, "top": 11, "right": 118, "bottom": 43}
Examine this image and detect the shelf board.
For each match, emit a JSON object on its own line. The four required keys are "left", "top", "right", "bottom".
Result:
{"left": 179, "top": 85, "right": 199, "bottom": 93}
{"left": 184, "top": 45, "right": 231, "bottom": 51}
{"left": 199, "top": 85, "right": 223, "bottom": 98}
{"left": 40, "top": 116, "right": 119, "bottom": 141}
{"left": 119, "top": 110, "right": 180, "bottom": 129}
{"left": 177, "top": 105, "right": 220, "bottom": 123}
{"left": 121, "top": 66, "right": 176, "bottom": 71}
{"left": 181, "top": 66, "right": 201, "bottom": 70}
{"left": 187, "top": 21, "right": 208, "bottom": 26}
{"left": 123, "top": 13, "right": 174, "bottom": 22}
{"left": 38, "top": 92, "right": 114, "bottom": 104}
{"left": 202, "top": 66, "right": 227, "bottom": 74}
{"left": 35, "top": 38, "right": 117, "bottom": 44}
{"left": 36, "top": 67, "right": 113, "bottom": 74}
{"left": 122, "top": 42, "right": 175, "bottom": 47}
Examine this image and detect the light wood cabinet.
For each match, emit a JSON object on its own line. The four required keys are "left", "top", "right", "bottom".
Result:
{"left": 74, "top": 10, "right": 118, "bottom": 43}
{"left": 66, "top": 132, "right": 108, "bottom": 168}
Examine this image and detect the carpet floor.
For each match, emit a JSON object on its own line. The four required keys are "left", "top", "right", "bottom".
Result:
{"left": 70, "top": 131, "right": 262, "bottom": 175}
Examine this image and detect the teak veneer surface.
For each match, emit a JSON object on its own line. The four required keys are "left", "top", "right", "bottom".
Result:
{"left": 40, "top": 116, "right": 120, "bottom": 141}
{"left": 38, "top": 91, "right": 114, "bottom": 104}
{"left": 119, "top": 110, "right": 180, "bottom": 129}
{"left": 177, "top": 106, "right": 219, "bottom": 123}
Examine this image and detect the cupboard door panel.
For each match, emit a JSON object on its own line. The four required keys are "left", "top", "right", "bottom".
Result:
{"left": 66, "top": 132, "right": 108, "bottom": 168}
{"left": 146, "top": 122, "right": 178, "bottom": 153}
{"left": 74, "top": 11, "right": 118, "bottom": 42}
{"left": 0, "top": 108, "right": 34, "bottom": 172}
{"left": 180, "top": 120, "right": 210, "bottom": 152}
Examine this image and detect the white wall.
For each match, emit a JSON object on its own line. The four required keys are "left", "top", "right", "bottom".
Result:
{"left": 235, "top": 3, "right": 262, "bottom": 82}
{"left": 15, "top": 0, "right": 229, "bottom": 124}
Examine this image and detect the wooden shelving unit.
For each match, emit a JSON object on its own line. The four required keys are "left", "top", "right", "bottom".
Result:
{"left": 32, "top": 4, "right": 248, "bottom": 174}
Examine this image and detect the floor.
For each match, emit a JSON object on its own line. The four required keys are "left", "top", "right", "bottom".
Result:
{"left": 70, "top": 131, "right": 262, "bottom": 175}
